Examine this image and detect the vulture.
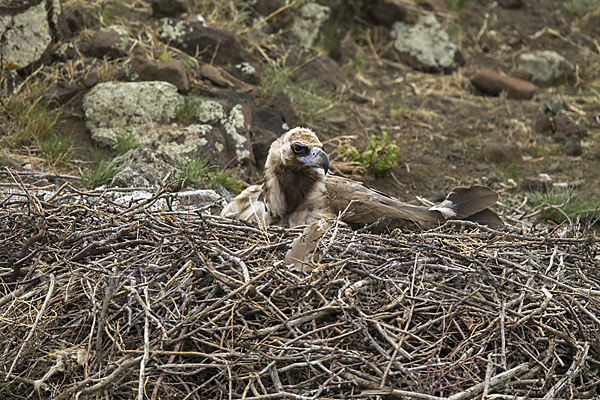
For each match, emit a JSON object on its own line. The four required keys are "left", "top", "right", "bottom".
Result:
{"left": 221, "top": 127, "right": 503, "bottom": 269}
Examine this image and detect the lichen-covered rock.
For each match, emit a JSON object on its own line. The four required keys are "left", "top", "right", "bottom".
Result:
{"left": 83, "top": 81, "right": 184, "bottom": 147}
{"left": 1, "top": 2, "right": 52, "bottom": 70}
{"left": 290, "top": 2, "right": 330, "bottom": 47}
{"left": 111, "top": 148, "right": 177, "bottom": 188}
{"left": 515, "top": 50, "right": 575, "bottom": 87}
{"left": 87, "top": 25, "right": 130, "bottom": 59}
{"left": 158, "top": 18, "right": 248, "bottom": 66}
{"left": 391, "top": 14, "right": 460, "bottom": 73}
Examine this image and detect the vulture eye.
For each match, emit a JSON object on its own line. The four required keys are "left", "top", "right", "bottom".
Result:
{"left": 292, "top": 144, "right": 304, "bottom": 154}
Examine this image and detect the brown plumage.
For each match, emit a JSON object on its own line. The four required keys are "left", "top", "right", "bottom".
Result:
{"left": 221, "top": 127, "right": 503, "bottom": 269}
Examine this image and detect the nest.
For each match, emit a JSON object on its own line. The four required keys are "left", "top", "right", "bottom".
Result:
{"left": 1, "top": 181, "right": 600, "bottom": 400}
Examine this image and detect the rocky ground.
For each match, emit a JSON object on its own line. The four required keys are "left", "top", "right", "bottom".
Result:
{"left": 1, "top": 0, "right": 599, "bottom": 227}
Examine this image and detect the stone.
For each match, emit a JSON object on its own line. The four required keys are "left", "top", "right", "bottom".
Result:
{"left": 1, "top": 1, "right": 52, "bottom": 70}
{"left": 227, "top": 62, "right": 261, "bottom": 86}
{"left": 252, "top": 106, "right": 287, "bottom": 167}
{"left": 200, "top": 64, "right": 234, "bottom": 88}
{"left": 564, "top": 138, "right": 582, "bottom": 157}
{"left": 111, "top": 148, "right": 177, "bottom": 188}
{"left": 515, "top": 51, "right": 575, "bottom": 87}
{"left": 128, "top": 55, "right": 190, "bottom": 92}
{"left": 151, "top": 0, "right": 188, "bottom": 17}
{"left": 159, "top": 19, "right": 249, "bottom": 66}
{"left": 64, "top": 2, "right": 99, "bottom": 32}
{"left": 285, "top": 49, "right": 347, "bottom": 90}
{"left": 273, "top": 90, "right": 301, "bottom": 128}
{"left": 43, "top": 85, "right": 80, "bottom": 107}
{"left": 1, "top": 70, "right": 22, "bottom": 98}
{"left": 390, "top": 14, "right": 460, "bottom": 73}
{"left": 552, "top": 114, "right": 587, "bottom": 138}
{"left": 521, "top": 174, "right": 552, "bottom": 192}
{"left": 367, "top": 0, "right": 419, "bottom": 28}
{"left": 417, "top": 0, "right": 448, "bottom": 13}
{"left": 482, "top": 141, "right": 522, "bottom": 163}
{"left": 83, "top": 81, "right": 184, "bottom": 147}
{"left": 87, "top": 25, "right": 130, "bottom": 59}
{"left": 470, "top": 68, "right": 537, "bottom": 100}
{"left": 290, "top": 2, "right": 330, "bottom": 47}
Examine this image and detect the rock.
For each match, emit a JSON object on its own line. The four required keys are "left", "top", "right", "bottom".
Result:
{"left": 552, "top": 114, "right": 587, "bottom": 138}
{"left": 482, "top": 141, "right": 522, "bottom": 163}
{"left": 83, "top": 81, "right": 256, "bottom": 168}
{"left": 548, "top": 161, "right": 562, "bottom": 173}
{"left": 390, "top": 14, "right": 461, "bottom": 73}
{"left": 255, "top": 0, "right": 284, "bottom": 15}
{"left": 521, "top": 174, "right": 552, "bottom": 192}
{"left": 1, "top": 70, "right": 22, "bottom": 97}
{"left": 64, "top": 2, "right": 99, "bottom": 32}
{"left": 42, "top": 85, "right": 80, "bottom": 107}
{"left": 515, "top": 51, "right": 575, "bottom": 87}
{"left": 53, "top": 42, "right": 77, "bottom": 62}
{"left": 368, "top": 0, "right": 419, "bottom": 28}
{"left": 536, "top": 113, "right": 553, "bottom": 133}
{"left": 159, "top": 18, "right": 249, "bottom": 66}
{"left": 200, "top": 64, "right": 234, "bottom": 88}
{"left": 498, "top": 0, "right": 524, "bottom": 8}
{"left": 151, "top": 0, "right": 188, "bottom": 17}
{"left": 227, "top": 62, "right": 261, "bottom": 86}
{"left": 127, "top": 55, "right": 190, "bottom": 92}
{"left": 470, "top": 68, "right": 537, "bottom": 100}
{"left": 252, "top": 106, "right": 287, "bottom": 167}
{"left": 111, "top": 148, "right": 177, "bottom": 188}
{"left": 87, "top": 25, "right": 130, "bottom": 59}
{"left": 83, "top": 81, "right": 184, "bottom": 147}
{"left": 290, "top": 2, "right": 330, "bottom": 47}
{"left": 273, "top": 90, "right": 301, "bottom": 128}
{"left": 417, "top": 0, "right": 448, "bottom": 13}
{"left": 285, "top": 49, "right": 347, "bottom": 90}
{"left": 1, "top": 0, "right": 67, "bottom": 70}
{"left": 564, "top": 138, "right": 582, "bottom": 157}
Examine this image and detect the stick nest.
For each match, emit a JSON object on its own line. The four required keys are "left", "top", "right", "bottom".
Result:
{"left": 1, "top": 183, "right": 599, "bottom": 400}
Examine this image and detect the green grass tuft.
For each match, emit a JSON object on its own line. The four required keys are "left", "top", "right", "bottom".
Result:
{"left": 7, "top": 98, "right": 65, "bottom": 146}
{"left": 528, "top": 188, "right": 600, "bottom": 224}
{"left": 446, "top": 0, "right": 474, "bottom": 11}
{"left": 115, "top": 131, "right": 139, "bottom": 156}
{"left": 177, "top": 158, "right": 242, "bottom": 194}
{"left": 40, "top": 135, "right": 73, "bottom": 166}
{"left": 80, "top": 158, "right": 124, "bottom": 188}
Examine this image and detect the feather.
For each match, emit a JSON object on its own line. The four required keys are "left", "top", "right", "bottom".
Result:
{"left": 430, "top": 185, "right": 499, "bottom": 220}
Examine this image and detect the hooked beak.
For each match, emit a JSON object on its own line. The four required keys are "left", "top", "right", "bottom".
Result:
{"left": 298, "top": 147, "right": 329, "bottom": 175}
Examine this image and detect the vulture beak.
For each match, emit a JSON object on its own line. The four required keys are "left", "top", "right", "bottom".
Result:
{"left": 298, "top": 147, "right": 329, "bottom": 175}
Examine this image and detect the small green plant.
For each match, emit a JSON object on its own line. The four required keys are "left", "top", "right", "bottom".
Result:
{"left": 40, "top": 135, "right": 73, "bottom": 166}
{"left": 98, "top": 60, "right": 117, "bottom": 82}
{"left": 528, "top": 188, "right": 599, "bottom": 224}
{"left": 338, "top": 131, "right": 402, "bottom": 178}
{"left": 211, "top": 171, "right": 242, "bottom": 195}
{"left": 176, "top": 97, "right": 202, "bottom": 123}
{"left": 157, "top": 52, "right": 172, "bottom": 62}
{"left": 530, "top": 139, "right": 550, "bottom": 158}
{"left": 115, "top": 131, "right": 139, "bottom": 155}
{"left": 80, "top": 158, "right": 124, "bottom": 188}
{"left": 8, "top": 98, "right": 65, "bottom": 145}
{"left": 177, "top": 158, "right": 242, "bottom": 194}
{"left": 177, "top": 158, "right": 211, "bottom": 189}
{"left": 564, "top": 0, "right": 600, "bottom": 17}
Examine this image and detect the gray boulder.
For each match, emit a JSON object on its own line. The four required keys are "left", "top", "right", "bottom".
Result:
{"left": 391, "top": 14, "right": 460, "bottom": 73}
{"left": 290, "top": 2, "right": 330, "bottom": 47}
{"left": 515, "top": 50, "right": 575, "bottom": 87}
{"left": 1, "top": 0, "right": 69, "bottom": 70}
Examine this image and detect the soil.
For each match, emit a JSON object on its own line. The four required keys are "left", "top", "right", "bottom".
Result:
{"left": 2, "top": 0, "right": 599, "bottom": 218}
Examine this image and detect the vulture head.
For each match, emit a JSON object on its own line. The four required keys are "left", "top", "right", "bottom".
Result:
{"left": 262, "top": 127, "right": 331, "bottom": 225}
